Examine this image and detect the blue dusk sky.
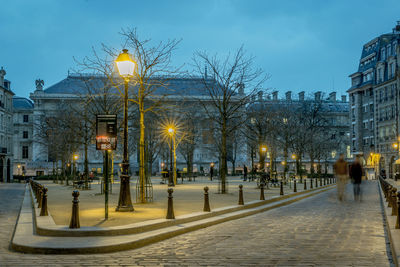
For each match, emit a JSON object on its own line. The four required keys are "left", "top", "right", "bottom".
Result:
{"left": 0, "top": 0, "right": 399, "bottom": 99}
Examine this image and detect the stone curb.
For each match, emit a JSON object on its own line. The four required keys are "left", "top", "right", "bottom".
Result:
{"left": 11, "top": 184, "right": 335, "bottom": 254}
{"left": 378, "top": 181, "right": 400, "bottom": 267}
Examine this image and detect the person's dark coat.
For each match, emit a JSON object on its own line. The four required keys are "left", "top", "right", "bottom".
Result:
{"left": 349, "top": 162, "right": 363, "bottom": 184}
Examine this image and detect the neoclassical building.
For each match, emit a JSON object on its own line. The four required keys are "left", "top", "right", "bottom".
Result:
{"left": 0, "top": 67, "right": 14, "bottom": 182}
{"left": 29, "top": 74, "right": 246, "bottom": 176}
{"left": 12, "top": 96, "right": 34, "bottom": 176}
{"left": 247, "top": 90, "right": 350, "bottom": 174}
{"left": 348, "top": 21, "right": 400, "bottom": 177}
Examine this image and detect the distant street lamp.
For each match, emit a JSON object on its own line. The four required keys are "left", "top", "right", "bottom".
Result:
{"left": 260, "top": 145, "right": 267, "bottom": 172}
{"left": 115, "top": 49, "right": 135, "bottom": 211}
{"left": 291, "top": 154, "right": 297, "bottom": 175}
{"left": 73, "top": 154, "right": 79, "bottom": 178}
{"left": 168, "top": 126, "right": 177, "bottom": 186}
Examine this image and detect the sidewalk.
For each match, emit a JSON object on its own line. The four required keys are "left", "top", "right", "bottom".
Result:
{"left": 43, "top": 176, "right": 314, "bottom": 227}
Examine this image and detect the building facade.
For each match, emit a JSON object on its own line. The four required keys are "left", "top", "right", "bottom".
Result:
{"left": 348, "top": 21, "right": 400, "bottom": 177}
{"left": 28, "top": 74, "right": 245, "bottom": 176}
{"left": 0, "top": 67, "right": 14, "bottom": 182}
{"left": 12, "top": 96, "right": 34, "bottom": 176}
{"left": 247, "top": 90, "right": 350, "bottom": 174}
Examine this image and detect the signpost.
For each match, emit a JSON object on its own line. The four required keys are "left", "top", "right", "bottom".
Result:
{"left": 96, "top": 115, "right": 117, "bottom": 220}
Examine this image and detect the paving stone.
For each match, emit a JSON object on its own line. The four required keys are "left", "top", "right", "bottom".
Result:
{"left": 0, "top": 181, "right": 394, "bottom": 266}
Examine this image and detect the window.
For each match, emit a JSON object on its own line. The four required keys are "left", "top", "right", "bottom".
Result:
{"left": 23, "top": 131, "right": 28, "bottom": 139}
{"left": 22, "top": 146, "right": 28, "bottom": 159}
{"left": 23, "top": 115, "right": 29, "bottom": 122}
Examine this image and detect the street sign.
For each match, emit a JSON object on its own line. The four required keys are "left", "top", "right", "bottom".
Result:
{"left": 96, "top": 115, "right": 117, "bottom": 150}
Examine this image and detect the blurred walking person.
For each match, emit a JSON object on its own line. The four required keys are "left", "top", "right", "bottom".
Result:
{"left": 334, "top": 154, "right": 348, "bottom": 201}
{"left": 350, "top": 156, "right": 363, "bottom": 201}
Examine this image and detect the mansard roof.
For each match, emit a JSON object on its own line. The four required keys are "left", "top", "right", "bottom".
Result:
{"left": 248, "top": 99, "right": 349, "bottom": 114}
{"left": 43, "top": 74, "right": 220, "bottom": 97}
{"left": 13, "top": 96, "right": 34, "bottom": 110}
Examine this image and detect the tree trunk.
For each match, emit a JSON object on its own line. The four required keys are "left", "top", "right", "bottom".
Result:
{"left": 221, "top": 118, "right": 227, "bottom": 193}
{"left": 84, "top": 134, "right": 89, "bottom": 190}
{"left": 231, "top": 160, "right": 236, "bottom": 176}
{"left": 139, "top": 102, "right": 146, "bottom": 202}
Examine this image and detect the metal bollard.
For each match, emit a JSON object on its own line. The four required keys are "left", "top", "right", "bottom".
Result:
{"left": 293, "top": 179, "right": 297, "bottom": 192}
{"left": 166, "top": 188, "right": 175, "bottom": 219}
{"left": 37, "top": 186, "right": 43, "bottom": 208}
{"left": 392, "top": 188, "right": 398, "bottom": 216}
{"left": 280, "top": 181, "right": 284, "bottom": 195}
{"left": 388, "top": 186, "right": 393, "bottom": 207}
{"left": 40, "top": 187, "right": 48, "bottom": 216}
{"left": 203, "top": 186, "right": 211, "bottom": 212}
{"left": 260, "top": 183, "right": 265, "bottom": 200}
{"left": 304, "top": 179, "right": 307, "bottom": 190}
{"left": 69, "top": 190, "right": 80, "bottom": 229}
{"left": 238, "top": 184, "right": 244, "bottom": 205}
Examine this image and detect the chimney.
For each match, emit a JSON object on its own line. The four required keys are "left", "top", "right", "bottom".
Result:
{"left": 257, "top": 91, "right": 263, "bottom": 101}
{"left": 298, "top": 91, "right": 305, "bottom": 101}
{"left": 266, "top": 94, "right": 271, "bottom": 100}
{"left": 314, "top": 91, "right": 322, "bottom": 101}
{"left": 285, "top": 91, "right": 292, "bottom": 101}
{"left": 272, "top": 91, "right": 278, "bottom": 101}
{"left": 329, "top": 92, "right": 336, "bottom": 102}
{"left": 341, "top": 95, "right": 347, "bottom": 102}
{"left": 0, "top": 67, "right": 6, "bottom": 88}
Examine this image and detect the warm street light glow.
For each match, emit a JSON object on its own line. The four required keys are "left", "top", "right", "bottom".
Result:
{"left": 291, "top": 154, "right": 296, "bottom": 160}
{"left": 115, "top": 49, "right": 136, "bottom": 79}
{"left": 17, "top": 164, "right": 21, "bottom": 168}
{"left": 393, "top": 143, "right": 399, "bottom": 149}
{"left": 210, "top": 162, "right": 215, "bottom": 167}
{"left": 281, "top": 161, "right": 286, "bottom": 165}
{"left": 261, "top": 145, "right": 267, "bottom": 152}
{"left": 73, "top": 154, "right": 79, "bottom": 160}
{"left": 168, "top": 127, "right": 175, "bottom": 135}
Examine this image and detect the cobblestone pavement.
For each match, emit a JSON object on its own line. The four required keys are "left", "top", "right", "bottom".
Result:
{"left": 0, "top": 181, "right": 393, "bottom": 266}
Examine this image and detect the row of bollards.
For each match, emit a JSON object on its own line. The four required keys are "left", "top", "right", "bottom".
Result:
{"left": 379, "top": 177, "right": 400, "bottom": 228}
{"left": 29, "top": 180, "right": 48, "bottom": 216}
{"left": 36, "top": 176, "right": 337, "bottom": 228}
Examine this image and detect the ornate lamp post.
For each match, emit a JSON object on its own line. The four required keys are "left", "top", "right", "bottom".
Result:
{"left": 260, "top": 145, "right": 267, "bottom": 172}
{"left": 115, "top": 49, "right": 135, "bottom": 211}
{"left": 73, "top": 154, "right": 79, "bottom": 178}
{"left": 291, "top": 154, "right": 297, "bottom": 176}
{"left": 168, "top": 127, "right": 177, "bottom": 186}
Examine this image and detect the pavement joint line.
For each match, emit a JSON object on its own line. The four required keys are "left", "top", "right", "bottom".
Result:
{"left": 378, "top": 181, "right": 400, "bottom": 267}
{"left": 11, "top": 183, "right": 336, "bottom": 254}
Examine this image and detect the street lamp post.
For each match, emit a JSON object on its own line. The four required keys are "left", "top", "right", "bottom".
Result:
{"left": 168, "top": 127, "right": 177, "bottom": 186}
{"left": 260, "top": 145, "right": 267, "bottom": 172}
{"left": 73, "top": 154, "right": 79, "bottom": 179}
{"left": 115, "top": 49, "right": 135, "bottom": 211}
{"left": 291, "top": 154, "right": 297, "bottom": 178}
{"left": 393, "top": 141, "right": 400, "bottom": 180}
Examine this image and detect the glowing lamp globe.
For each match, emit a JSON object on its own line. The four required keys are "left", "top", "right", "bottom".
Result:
{"left": 115, "top": 49, "right": 135, "bottom": 78}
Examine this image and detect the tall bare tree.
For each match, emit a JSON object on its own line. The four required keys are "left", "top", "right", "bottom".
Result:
{"left": 75, "top": 28, "right": 181, "bottom": 203}
{"left": 193, "top": 46, "right": 268, "bottom": 193}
